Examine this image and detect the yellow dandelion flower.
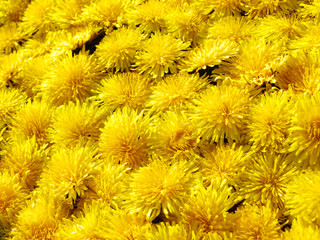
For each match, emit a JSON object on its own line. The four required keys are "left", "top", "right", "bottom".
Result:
{"left": 104, "top": 208, "right": 150, "bottom": 240}
{"left": 256, "top": 14, "right": 308, "bottom": 43}
{"left": 247, "top": 0, "right": 300, "bottom": 18}
{"left": 287, "top": 94, "right": 320, "bottom": 168}
{"left": 191, "top": 84, "right": 250, "bottom": 144}
{"left": 0, "top": 0, "right": 30, "bottom": 24}
{"left": 80, "top": 162, "right": 129, "bottom": 209}
{"left": 21, "top": 31, "right": 60, "bottom": 58}
{"left": 218, "top": 38, "right": 284, "bottom": 86}
{"left": 0, "top": 88, "right": 26, "bottom": 128}
{"left": 1, "top": 137, "right": 47, "bottom": 190}
{"left": 147, "top": 72, "right": 208, "bottom": 112}
{"left": 21, "top": 0, "right": 55, "bottom": 35}
{"left": 0, "top": 22, "right": 26, "bottom": 54}
{"left": 276, "top": 48, "right": 320, "bottom": 94}
{"left": 282, "top": 218, "right": 320, "bottom": 240}
{"left": 191, "top": 0, "right": 247, "bottom": 17}
{"left": 0, "top": 171, "right": 27, "bottom": 225}
{"left": 165, "top": 3, "right": 207, "bottom": 45}
{"left": 11, "top": 191, "right": 71, "bottom": 240}
{"left": 146, "top": 222, "right": 201, "bottom": 240}
{"left": 95, "top": 27, "right": 147, "bottom": 72}
{"left": 239, "top": 152, "right": 298, "bottom": 209}
{"left": 16, "top": 55, "right": 48, "bottom": 98}
{"left": 99, "top": 107, "right": 151, "bottom": 169}
{"left": 125, "top": 0, "right": 168, "bottom": 33}
{"left": 232, "top": 204, "right": 281, "bottom": 240}
{"left": 48, "top": 0, "right": 87, "bottom": 29}
{"left": 181, "top": 178, "right": 236, "bottom": 235}
{"left": 92, "top": 72, "right": 151, "bottom": 113}
{"left": 135, "top": 32, "right": 189, "bottom": 80}
{"left": 290, "top": 23, "right": 320, "bottom": 50}
{"left": 247, "top": 90, "right": 294, "bottom": 152}
{"left": 81, "top": 0, "right": 128, "bottom": 28}
{"left": 49, "top": 100, "right": 106, "bottom": 148}
{"left": 0, "top": 52, "right": 25, "bottom": 88}
{"left": 11, "top": 100, "right": 53, "bottom": 145}
{"left": 39, "top": 143, "right": 100, "bottom": 205}
{"left": 300, "top": 0, "right": 320, "bottom": 23}
{"left": 207, "top": 16, "right": 255, "bottom": 43}
{"left": 55, "top": 201, "right": 109, "bottom": 240}
{"left": 41, "top": 50, "right": 105, "bottom": 106}
{"left": 179, "top": 38, "right": 239, "bottom": 73}
{"left": 152, "top": 111, "right": 198, "bottom": 161}
{"left": 127, "top": 157, "right": 197, "bottom": 221}
{"left": 285, "top": 171, "right": 320, "bottom": 226}
{"left": 200, "top": 143, "right": 248, "bottom": 187}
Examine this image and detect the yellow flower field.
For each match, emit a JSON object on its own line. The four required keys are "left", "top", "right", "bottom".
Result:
{"left": 1, "top": 0, "right": 320, "bottom": 239}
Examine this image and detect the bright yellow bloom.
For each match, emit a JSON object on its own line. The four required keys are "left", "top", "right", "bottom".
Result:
{"left": 80, "top": 162, "right": 129, "bottom": 209}
{"left": 0, "top": 23, "right": 26, "bottom": 54}
{"left": 179, "top": 38, "right": 238, "bottom": 72}
{"left": 11, "top": 191, "right": 71, "bottom": 240}
{"left": 81, "top": 0, "right": 128, "bottom": 28}
{"left": 286, "top": 171, "right": 320, "bottom": 226}
{"left": 127, "top": 157, "right": 197, "bottom": 221}
{"left": 92, "top": 72, "right": 151, "bottom": 113}
{"left": 0, "top": 0, "right": 30, "bottom": 25}
{"left": 200, "top": 143, "right": 248, "bottom": 187}
{"left": 247, "top": 90, "right": 294, "bottom": 152}
{"left": 232, "top": 204, "right": 281, "bottom": 240}
{"left": 0, "top": 88, "right": 26, "bottom": 128}
{"left": 207, "top": 17, "right": 255, "bottom": 43}
{"left": 218, "top": 38, "right": 284, "bottom": 86}
{"left": 181, "top": 178, "right": 236, "bottom": 236}
{"left": 48, "top": 0, "right": 87, "bottom": 28}
{"left": 11, "top": 100, "right": 53, "bottom": 145}
{"left": 99, "top": 107, "right": 151, "bottom": 169}
{"left": 287, "top": 94, "right": 320, "bottom": 168}
{"left": 276, "top": 48, "right": 320, "bottom": 95}
{"left": 0, "top": 52, "right": 25, "bottom": 88}
{"left": 39, "top": 143, "right": 100, "bottom": 205}
{"left": 300, "top": 0, "right": 320, "bottom": 23}
{"left": 165, "top": 3, "right": 207, "bottom": 45}
{"left": 239, "top": 152, "right": 298, "bottom": 209}
{"left": 95, "top": 27, "right": 147, "bottom": 72}
{"left": 104, "top": 208, "right": 151, "bottom": 240}
{"left": 282, "top": 218, "right": 320, "bottom": 240}
{"left": 125, "top": 0, "right": 168, "bottom": 33}
{"left": 256, "top": 15, "right": 307, "bottom": 43}
{"left": 0, "top": 171, "right": 27, "bottom": 225}
{"left": 1, "top": 137, "right": 47, "bottom": 190}
{"left": 192, "top": 84, "right": 250, "bottom": 144}
{"left": 55, "top": 201, "right": 109, "bottom": 240}
{"left": 17, "top": 56, "right": 48, "bottom": 98}
{"left": 21, "top": 0, "right": 55, "bottom": 35}
{"left": 290, "top": 23, "right": 320, "bottom": 50}
{"left": 41, "top": 50, "right": 105, "bottom": 106}
{"left": 135, "top": 32, "right": 189, "bottom": 80}
{"left": 147, "top": 72, "right": 208, "bottom": 112}
{"left": 247, "top": 0, "right": 300, "bottom": 18}
{"left": 49, "top": 100, "right": 106, "bottom": 148}
{"left": 151, "top": 111, "right": 198, "bottom": 161}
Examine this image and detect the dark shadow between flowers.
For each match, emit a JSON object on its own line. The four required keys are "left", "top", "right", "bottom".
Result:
{"left": 72, "top": 29, "right": 106, "bottom": 55}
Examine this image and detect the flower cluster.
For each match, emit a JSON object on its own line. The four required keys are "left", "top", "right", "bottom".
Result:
{"left": 0, "top": 0, "right": 320, "bottom": 239}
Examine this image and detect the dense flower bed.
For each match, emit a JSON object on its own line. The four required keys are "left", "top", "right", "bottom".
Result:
{"left": 1, "top": 0, "right": 320, "bottom": 239}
